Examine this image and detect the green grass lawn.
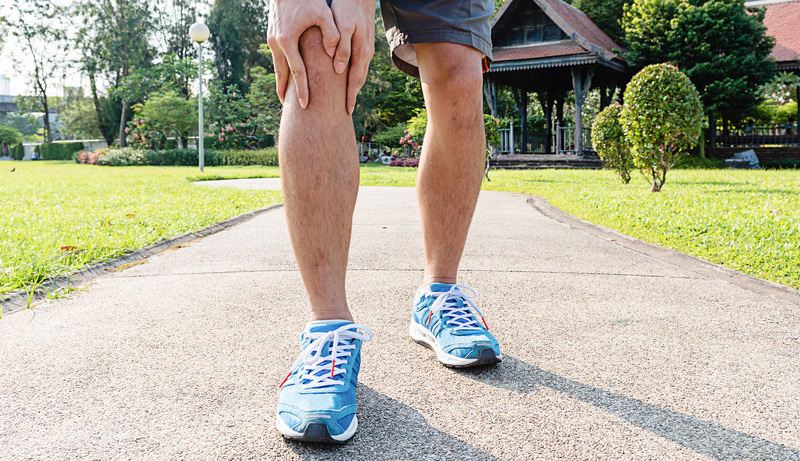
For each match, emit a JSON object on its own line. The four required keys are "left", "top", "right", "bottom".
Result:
{"left": 356, "top": 165, "right": 800, "bottom": 290}
{"left": 3, "top": 161, "right": 798, "bottom": 301}
{"left": 0, "top": 162, "right": 281, "bottom": 298}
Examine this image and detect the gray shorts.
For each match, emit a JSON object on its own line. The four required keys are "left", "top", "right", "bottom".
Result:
{"left": 379, "top": 0, "right": 494, "bottom": 78}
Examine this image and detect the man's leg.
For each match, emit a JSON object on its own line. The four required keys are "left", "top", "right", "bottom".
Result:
{"left": 279, "top": 26, "right": 358, "bottom": 322}
{"left": 415, "top": 43, "right": 486, "bottom": 286}
{"left": 407, "top": 43, "right": 501, "bottom": 368}
{"left": 275, "top": 27, "right": 374, "bottom": 443}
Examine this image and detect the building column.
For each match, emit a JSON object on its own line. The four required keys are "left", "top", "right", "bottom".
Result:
{"left": 520, "top": 89, "right": 528, "bottom": 153}
{"left": 539, "top": 92, "right": 555, "bottom": 154}
{"left": 482, "top": 78, "right": 498, "bottom": 118}
{"left": 571, "top": 67, "right": 594, "bottom": 155}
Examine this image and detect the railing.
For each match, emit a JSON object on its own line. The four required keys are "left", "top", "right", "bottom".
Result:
{"left": 557, "top": 126, "right": 593, "bottom": 155}
{"left": 498, "top": 126, "right": 554, "bottom": 154}
{"left": 715, "top": 124, "right": 800, "bottom": 147}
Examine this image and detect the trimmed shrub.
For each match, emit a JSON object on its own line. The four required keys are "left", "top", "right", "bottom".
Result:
{"left": 620, "top": 64, "right": 703, "bottom": 192}
{"left": 38, "top": 142, "right": 85, "bottom": 160}
{"left": 12, "top": 143, "right": 25, "bottom": 160}
{"left": 218, "top": 148, "right": 278, "bottom": 166}
{"left": 389, "top": 158, "right": 420, "bottom": 168}
{"left": 96, "top": 147, "right": 149, "bottom": 166}
{"left": 143, "top": 148, "right": 220, "bottom": 166}
{"left": 75, "top": 150, "right": 104, "bottom": 165}
{"left": 592, "top": 103, "right": 633, "bottom": 183}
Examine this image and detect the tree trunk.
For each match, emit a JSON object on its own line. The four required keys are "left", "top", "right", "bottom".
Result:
{"left": 89, "top": 70, "right": 114, "bottom": 146}
{"left": 119, "top": 100, "right": 130, "bottom": 147}
{"left": 41, "top": 95, "right": 53, "bottom": 143}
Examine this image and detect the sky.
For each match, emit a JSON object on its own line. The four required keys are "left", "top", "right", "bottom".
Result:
{"left": 0, "top": 0, "right": 212, "bottom": 97}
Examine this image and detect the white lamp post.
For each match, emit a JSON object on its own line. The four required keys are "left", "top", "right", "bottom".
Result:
{"left": 189, "top": 21, "right": 210, "bottom": 171}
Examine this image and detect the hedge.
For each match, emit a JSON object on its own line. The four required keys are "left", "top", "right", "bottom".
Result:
{"left": 12, "top": 143, "right": 25, "bottom": 161}
{"left": 219, "top": 148, "right": 278, "bottom": 166}
{"left": 37, "top": 142, "right": 85, "bottom": 160}
{"left": 143, "top": 148, "right": 221, "bottom": 166}
{"left": 72, "top": 147, "right": 279, "bottom": 167}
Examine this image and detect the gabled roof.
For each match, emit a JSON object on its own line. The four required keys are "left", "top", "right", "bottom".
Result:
{"left": 760, "top": 0, "right": 800, "bottom": 69}
{"left": 492, "top": 0, "right": 625, "bottom": 63}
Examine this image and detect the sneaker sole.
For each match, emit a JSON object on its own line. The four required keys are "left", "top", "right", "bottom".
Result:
{"left": 275, "top": 414, "right": 358, "bottom": 444}
{"left": 409, "top": 322, "right": 502, "bottom": 368}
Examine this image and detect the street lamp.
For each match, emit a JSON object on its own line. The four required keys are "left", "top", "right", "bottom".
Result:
{"left": 189, "top": 21, "right": 210, "bottom": 171}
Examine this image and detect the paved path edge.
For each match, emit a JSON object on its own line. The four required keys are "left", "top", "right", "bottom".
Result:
{"left": 0, "top": 204, "right": 284, "bottom": 317}
{"left": 526, "top": 195, "right": 800, "bottom": 306}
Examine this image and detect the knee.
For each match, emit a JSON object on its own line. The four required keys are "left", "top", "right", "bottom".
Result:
{"left": 295, "top": 27, "right": 346, "bottom": 109}
{"left": 423, "top": 60, "right": 483, "bottom": 99}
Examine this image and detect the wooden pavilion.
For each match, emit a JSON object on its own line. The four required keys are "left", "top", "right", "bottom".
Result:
{"left": 484, "top": 0, "right": 628, "bottom": 156}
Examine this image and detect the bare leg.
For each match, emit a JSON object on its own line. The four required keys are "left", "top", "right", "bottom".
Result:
{"left": 279, "top": 27, "right": 358, "bottom": 321}
{"left": 415, "top": 43, "right": 486, "bottom": 286}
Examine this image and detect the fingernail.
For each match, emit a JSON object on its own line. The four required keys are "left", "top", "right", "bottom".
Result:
{"left": 326, "top": 47, "right": 336, "bottom": 58}
{"left": 300, "top": 98, "right": 308, "bottom": 109}
{"left": 334, "top": 61, "right": 346, "bottom": 74}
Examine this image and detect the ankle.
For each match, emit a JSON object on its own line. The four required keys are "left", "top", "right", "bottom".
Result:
{"left": 309, "top": 310, "right": 354, "bottom": 323}
{"left": 423, "top": 276, "right": 457, "bottom": 286}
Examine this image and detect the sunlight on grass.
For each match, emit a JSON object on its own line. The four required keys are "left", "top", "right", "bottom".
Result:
{"left": 355, "top": 165, "right": 800, "bottom": 290}
{"left": 0, "top": 162, "right": 281, "bottom": 297}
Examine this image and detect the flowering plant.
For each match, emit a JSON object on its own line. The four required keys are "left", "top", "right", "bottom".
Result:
{"left": 399, "top": 129, "right": 422, "bottom": 156}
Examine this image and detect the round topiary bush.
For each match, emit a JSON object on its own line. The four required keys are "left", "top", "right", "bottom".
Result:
{"left": 592, "top": 102, "right": 632, "bottom": 184}
{"left": 620, "top": 63, "right": 703, "bottom": 192}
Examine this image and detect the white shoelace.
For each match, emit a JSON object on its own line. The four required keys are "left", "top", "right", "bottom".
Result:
{"left": 280, "top": 323, "right": 373, "bottom": 390}
{"left": 424, "top": 284, "right": 489, "bottom": 332}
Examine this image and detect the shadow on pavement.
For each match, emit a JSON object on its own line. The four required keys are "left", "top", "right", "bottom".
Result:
{"left": 458, "top": 355, "right": 800, "bottom": 460}
{"left": 285, "top": 385, "right": 499, "bottom": 460}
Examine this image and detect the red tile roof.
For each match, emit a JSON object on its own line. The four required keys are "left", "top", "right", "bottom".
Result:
{"left": 492, "top": 41, "right": 587, "bottom": 62}
{"left": 492, "top": 0, "right": 625, "bottom": 63}
{"left": 539, "top": 0, "right": 625, "bottom": 55}
{"left": 762, "top": 1, "right": 800, "bottom": 63}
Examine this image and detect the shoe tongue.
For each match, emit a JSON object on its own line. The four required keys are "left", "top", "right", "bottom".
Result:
{"left": 429, "top": 283, "right": 454, "bottom": 293}
{"left": 305, "top": 320, "right": 353, "bottom": 335}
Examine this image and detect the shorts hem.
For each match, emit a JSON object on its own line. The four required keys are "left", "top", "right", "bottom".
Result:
{"left": 385, "top": 28, "right": 493, "bottom": 79}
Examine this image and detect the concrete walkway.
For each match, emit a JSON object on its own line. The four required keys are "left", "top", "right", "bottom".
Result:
{"left": 2, "top": 180, "right": 799, "bottom": 460}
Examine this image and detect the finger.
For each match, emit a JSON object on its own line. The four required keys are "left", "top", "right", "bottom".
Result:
{"left": 346, "top": 53, "right": 369, "bottom": 115}
{"left": 282, "top": 43, "right": 309, "bottom": 109}
{"left": 315, "top": 8, "right": 340, "bottom": 58}
{"left": 333, "top": 23, "right": 354, "bottom": 75}
{"left": 269, "top": 41, "right": 289, "bottom": 104}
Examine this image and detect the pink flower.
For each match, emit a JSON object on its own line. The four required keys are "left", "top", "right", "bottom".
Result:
{"left": 240, "top": 122, "right": 245, "bottom": 127}
{"left": 218, "top": 136, "right": 224, "bottom": 142}
{"left": 404, "top": 130, "right": 408, "bottom": 134}
{"left": 125, "top": 127, "right": 130, "bottom": 133}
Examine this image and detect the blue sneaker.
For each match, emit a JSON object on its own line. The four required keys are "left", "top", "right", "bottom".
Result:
{"left": 410, "top": 283, "right": 502, "bottom": 368}
{"left": 276, "top": 321, "right": 373, "bottom": 443}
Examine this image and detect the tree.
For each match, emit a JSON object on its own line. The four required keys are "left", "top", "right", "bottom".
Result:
{"left": 207, "top": 0, "right": 269, "bottom": 92}
{"left": 571, "top": 0, "right": 632, "bottom": 44}
{"left": 60, "top": 97, "right": 104, "bottom": 139}
{"left": 247, "top": 66, "right": 282, "bottom": 138}
{"left": 4, "top": 1, "right": 68, "bottom": 143}
{"left": 1, "top": 113, "right": 41, "bottom": 137}
{"left": 622, "top": 0, "right": 774, "bottom": 122}
{"left": 0, "top": 126, "right": 24, "bottom": 148}
{"left": 74, "top": 0, "right": 156, "bottom": 147}
{"left": 592, "top": 102, "right": 633, "bottom": 183}
{"left": 134, "top": 92, "right": 197, "bottom": 148}
{"left": 620, "top": 64, "right": 703, "bottom": 192}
